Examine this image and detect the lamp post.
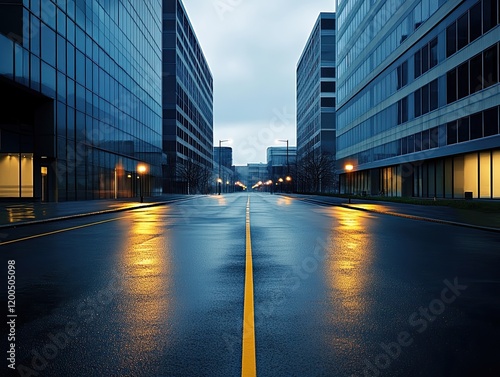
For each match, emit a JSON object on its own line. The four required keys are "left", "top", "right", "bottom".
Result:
{"left": 218, "top": 139, "right": 229, "bottom": 195}
{"left": 345, "top": 164, "right": 354, "bottom": 204}
{"left": 137, "top": 164, "right": 147, "bottom": 203}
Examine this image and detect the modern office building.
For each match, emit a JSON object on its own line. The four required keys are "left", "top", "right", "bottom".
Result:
{"left": 267, "top": 146, "right": 297, "bottom": 181}
{"left": 214, "top": 146, "right": 234, "bottom": 193}
{"left": 162, "top": 0, "right": 214, "bottom": 193}
{"left": 214, "top": 146, "right": 232, "bottom": 169}
{"left": 336, "top": 0, "right": 500, "bottom": 198}
{"left": 296, "top": 12, "right": 336, "bottom": 161}
{"left": 0, "top": 0, "right": 163, "bottom": 201}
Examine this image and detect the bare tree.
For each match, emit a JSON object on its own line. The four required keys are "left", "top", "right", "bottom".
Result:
{"left": 177, "top": 159, "right": 206, "bottom": 194}
{"left": 297, "top": 152, "right": 337, "bottom": 193}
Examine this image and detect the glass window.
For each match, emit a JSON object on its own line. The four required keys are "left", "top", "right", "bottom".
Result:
{"left": 414, "top": 88, "right": 422, "bottom": 117}
{"left": 447, "top": 121, "right": 458, "bottom": 144}
{"left": 422, "top": 84, "right": 429, "bottom": 114}
{"left": 57, "top": 71, "right": 66, "bottom": 102}
{"left": 75, "top": 49, "right": 85, "bottom": 85}
{"left": 321, "top": 82, "right": 335, "bottom": 92}
{"left": 57, "top": 35, "right": 66, "bottom": 73}
{"left": 31, "top": 0, "right": 40, "bottom": 17}
{"left": 57, "top": 9, "right": 66, "bottom": 37}
{"left": 76, "top": 26, "right": 85, "bottom": 53}
{"left": 429, "top": 38, "right": 437, "bottom": 68}
{"left": 446, "top": 22, "right": 456, "bottom": 57}
{"left": 484, "top": 107, "right": 499, "bottom": 136}
{"left": 67, "top": 19, "right": 75, "bottom": 45}
{"left": 430, "top": 79, "right": 438, "bottom": 111}
{"left": 470, "top": 112, "right": 483, "bottom": 139}
{"left": 41, "top": 0, "right": 56, "bottom": 29}
{"left": 457, "top": 13, "right": 469, "bottom": 50}
{"left": 447, "top": 69, "right": 457, "bottom": 104}
{"left": 422, "top": 44, "right": 429, "bottom": 73}
{"left": 421, "top": 129, "right": 430, "bottom": 150}
{"left": 483, "top": 44, "right": 498, "bottom": 88}
{"left": 41, "top": 61, "right": 56, "bottom": 98}
{"left": 469, "top": 53, "right": 483, "bottom": 94}
{"left": 56, "top": 101, "right": 66, "bottom": 137}
{"left": 483, "top": 0, "right": 498, "bottom": 32}
{"left": 41, "top": 23, "right": 56, "bottom": 67}
{"left": 0, "top": 36, "right": 13, "bottom": 77}
{"left": 66, "top": 42, "right": 74, "bottom": 78}
{"left": 469, "top": 2, "right": 482, "bottom": 42}
{"left": 30, "top": 54, "right": 40, "bottom": 91}
{"left": 30, "top": 16, "right": 40, "bottom": 56}
{"left": 430, "top": 127, "right": 439, "bottom": 148}
{"left": 458, "top": 117, "right": 470, "bottom": 142}
{"left": 67, "top": 77, "right": 75, "bottom": 107}
{"left": 67, "top": 106, "right": 75, "bottom": 140}
{"left": 414, "top": 50, "right": 421, "bottom": 78}
{"left": 457, "top": 62, "right": 469, "bottom": 99}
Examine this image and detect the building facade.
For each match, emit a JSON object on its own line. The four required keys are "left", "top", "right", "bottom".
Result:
{"left": 162, "top": 0, "right": 214, "bottom": 194}
{"left": 267, "top": 146, "right": 297, "bottom": 181}
{"left": 0, "top": 0, "right": 163, "bottom": 201}
{"left": 296, "top": 12, "right": 336, "bottom": 162}
{"left": 336, "top": 0, "right": 500, "bottom": 198}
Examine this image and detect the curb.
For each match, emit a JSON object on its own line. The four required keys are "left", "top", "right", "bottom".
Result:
{"left": 286, "top": 195, "right": 500, "bottom": 233}
{"left": 0, "top": 197, "right": 193, "bottom": 230}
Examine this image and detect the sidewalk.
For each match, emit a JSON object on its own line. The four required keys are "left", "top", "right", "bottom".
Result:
{"left": 284, "top": 194, "right": 500, "bottom": 232}
{"left": 0, "top": 195, "right": 190, "bottom": 229}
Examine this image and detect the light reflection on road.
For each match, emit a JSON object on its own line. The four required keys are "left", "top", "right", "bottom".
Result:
{"left": 117, "top": 208, "right": 173, "bottom": 368}
{"left": 325, "top": 208, "right": 375, "bottom": 353}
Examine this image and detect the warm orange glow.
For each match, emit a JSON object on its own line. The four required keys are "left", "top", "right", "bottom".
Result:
{"left": 137, "top": 164, "right": 147, "bottom": 174}
{"left": 285, "top": 176, "right": 292, "bottom": 182}
{"left": 345, "top": 164, "right": 354, "bottom": 172}
{"left": 278, "top": 178, "right": 283, "bottom": 183}
{"left": 117, "top": 208, "right": 172, "bottom": 365}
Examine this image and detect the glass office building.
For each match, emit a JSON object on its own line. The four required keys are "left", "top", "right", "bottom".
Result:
{"left": 296, "top": 12, "right": 336, "bottom": 161}
{"left": 162, "top": 0, "right": 214, "bottom": 194}
{"left": 0, "top": 0, "right": 163, "bottom": 201}
{"left": 336, "top": 0, "right": 500, "bottom": 198}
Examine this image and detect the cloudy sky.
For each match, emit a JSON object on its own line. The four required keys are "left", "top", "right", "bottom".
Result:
{"left": 182, "top": 0, "right": 335, "bottom": 165}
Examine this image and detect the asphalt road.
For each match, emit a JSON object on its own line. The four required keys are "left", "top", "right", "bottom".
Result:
{"left": 1, "top": 192, "right": 500, "bottom": 376}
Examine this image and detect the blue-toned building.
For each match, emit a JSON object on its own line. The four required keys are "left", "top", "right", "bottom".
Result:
{"left": 336, "top": 0, "right": 500, "bottom": 198}
{"left": 296, "top": 12, "right": 336, "bottom": 162}
{"left": 162, "top": 0, "right": 214, "bottom": 194}
{"left": 0, "top": 0, "right": 163, "bottom": 201}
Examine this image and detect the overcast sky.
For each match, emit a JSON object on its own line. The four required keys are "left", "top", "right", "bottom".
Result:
{"left": 181, "top": 0, "right": 335, "bottom": 165}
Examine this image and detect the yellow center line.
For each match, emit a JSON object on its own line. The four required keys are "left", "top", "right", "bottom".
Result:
{"left": 0, "top": 218, "right": 122, "bottom": 246}
{"left": 241, "top": 196, "right": 257, "bottom": 377}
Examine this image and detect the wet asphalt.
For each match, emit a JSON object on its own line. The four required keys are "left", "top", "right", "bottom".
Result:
{"left": 1, "top": 192, "right": 500, "bottom": 376}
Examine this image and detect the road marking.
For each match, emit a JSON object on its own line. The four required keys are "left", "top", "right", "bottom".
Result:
{"left": 0, "top": 218, "right": 121, "bottom": 246}
{"left": 241, "top": 196, "right": 257, "bottom": 377}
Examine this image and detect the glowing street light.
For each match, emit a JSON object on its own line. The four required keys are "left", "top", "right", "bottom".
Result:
{"left": 345, "top": 164, "right": 354, "bottom": 203}
{"left": 137, "top": 164, "right": 147, "bottom": 203}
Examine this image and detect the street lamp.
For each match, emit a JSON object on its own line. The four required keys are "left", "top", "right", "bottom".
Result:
{"left": 137, "top": 164, "right": 147, "bottom": 203}
{"left": 218, "top": 139, "right": 229, "bottom": 195}
{"left": 278, "top": 139, "right": 289, "bottom": 176}
{"left": 345, "top": 164, "right": 354, "bottom": 204}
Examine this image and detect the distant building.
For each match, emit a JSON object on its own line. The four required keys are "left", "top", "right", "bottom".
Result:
{"left": 214, "top": 146, "right": 235, "bottom": 193}
{"left": 214, "top": 146, "right": 233, "bottom": 169}
{"left": 267, "top": 146, "right": 297, "bottom": 182}
{"left": 296, "top": 12, "right": 336, "bottom": 161}
{"left": 162, "top": 0, "right": 214, "bottom": 193}
{"left": 247, "top": 163, "right": 269, "bottom": 186}
{"left": 0, "top": 1, "right": 163, "bottom": 201}
{"left": 336, "top": 0, "right": 500, "bottom": 198}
